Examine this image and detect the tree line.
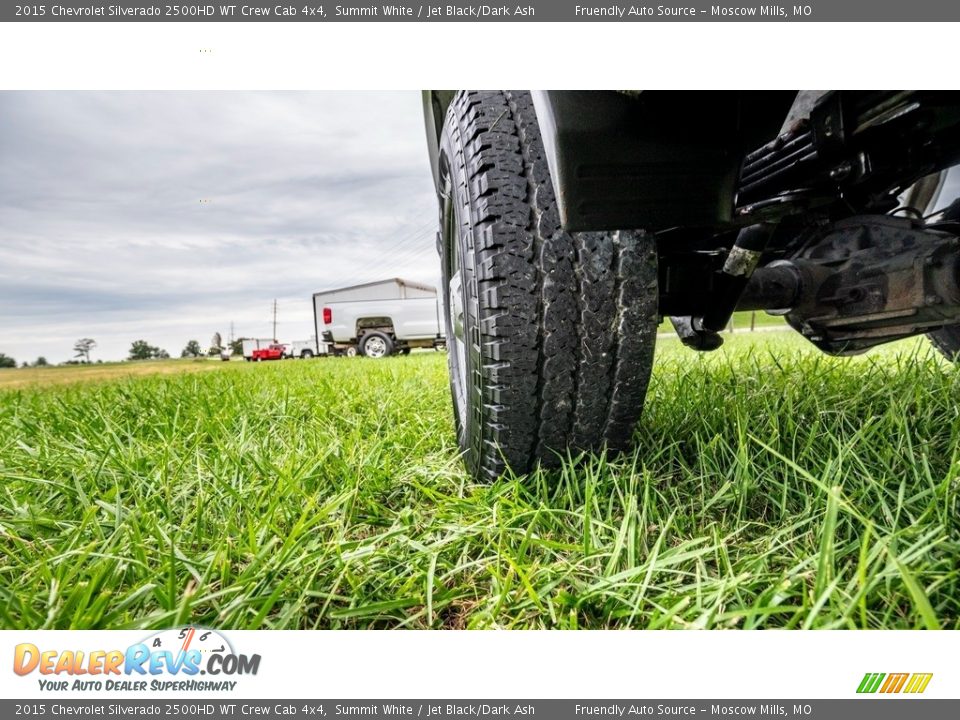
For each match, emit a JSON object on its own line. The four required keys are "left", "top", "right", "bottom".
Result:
{"left": 0, "top": 332, "right": 252, "bottom": 369}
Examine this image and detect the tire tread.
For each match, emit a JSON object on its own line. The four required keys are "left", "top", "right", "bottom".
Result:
{"left": 443, "top": 90, "right": 658, "bottom": 479}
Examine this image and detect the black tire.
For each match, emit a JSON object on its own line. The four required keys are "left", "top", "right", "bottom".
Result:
{"left": 301, "top": 349, "right": 314, "bottom": 359}
{"left": 438, "top": 90, "right": 659, "bottom": 481}
{"left": 400, "top": 348, "right": 411, "bottom": 356}
{"left": 929, "top": 326, "right": 960, "bottom": 361}
{"left": 359, "top": 331, "right": 394, "bottom": 359}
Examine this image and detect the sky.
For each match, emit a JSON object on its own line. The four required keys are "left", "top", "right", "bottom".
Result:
{"left": 0, "top": 92, "right": 439, "bottom": 363}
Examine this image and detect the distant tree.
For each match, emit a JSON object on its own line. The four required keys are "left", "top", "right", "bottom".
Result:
{"left": 157, "top": 349, "right": 170, "bottom": 359}
{"left": 208, "top": 331, "right": 223, "bottom": 356}
{"left": 73, "top": 338, "right": 96, "bottom": 363}
{"left": 21, "top": 361, "right": 29, "bottom": 368}
{"left": 128, "top": 340, "right": 161, "bottom": 361}
{"left": 229, "top": 337, "right": 245, "bottom": 356}
{"left": 181, "top": 340, "right": 202, "bottom": 358}
{"left": 0, "top": 353, "right": 16, "bottom": 368}
{"left": 35, "top": 356, "right": 48, "bottom": 367}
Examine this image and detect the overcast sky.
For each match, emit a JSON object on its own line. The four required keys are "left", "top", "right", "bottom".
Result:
{"left": 0, "top": 92, "right": 439, "bottom": 363}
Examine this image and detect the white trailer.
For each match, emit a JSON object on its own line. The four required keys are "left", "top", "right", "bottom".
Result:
{"left": 286, "top": 336, "right": 332, "bottom": 358}
{"left": 313, "top": 278, "right": 445, "bottom": 358}
{"left": 241, "top": 337, "right": 276, "bottom": 361}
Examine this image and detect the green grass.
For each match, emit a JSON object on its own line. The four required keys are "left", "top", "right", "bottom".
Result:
{"left": 1, "top": 333, "right": 958, "bottom": 630}
{"left": 657, "top": 310, "right": 786, "bottom": 333}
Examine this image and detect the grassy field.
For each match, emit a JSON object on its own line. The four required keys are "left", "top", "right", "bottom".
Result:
{"left": 0, "top": 357, "right": 228, "bottom": 390}
{"left": 657, "top": 310, "right": 786, "bottom": 333}
{"left": 1, "top": 331, "right": 958, "bottom": 630}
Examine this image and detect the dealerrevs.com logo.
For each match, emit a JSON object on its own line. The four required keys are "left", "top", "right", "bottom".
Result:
{"left": 13, "top": 627, "right": 260, "bottom": 692}
{"left": 857, "top": 673, "right": 933, "bottom": 694}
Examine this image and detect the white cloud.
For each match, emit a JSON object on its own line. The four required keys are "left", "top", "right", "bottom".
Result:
{"left": 0, "top": 91, "right": 439, "bottom": 362}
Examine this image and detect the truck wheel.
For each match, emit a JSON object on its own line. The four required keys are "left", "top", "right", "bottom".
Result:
{"left": 360, "top": 331, "right": 393, "bottom": 359}
{"left": 438, "top": 90, "right": 659, "bottom": 481}
{"left": 344, "top": 346, "right": 358, "bottom": 358}
{"left": 929, "top": 326, "right": 960, "bottom": 361}
{"left": 400, "top": 348, "right": 411, "bottom": 356}
{"left": 301, "top": 349, "right": 314, "bottom": 359}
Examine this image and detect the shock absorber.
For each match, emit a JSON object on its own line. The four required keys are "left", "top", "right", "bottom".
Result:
{"left": 700, "top": 222, "right": 776, "bottom": 332}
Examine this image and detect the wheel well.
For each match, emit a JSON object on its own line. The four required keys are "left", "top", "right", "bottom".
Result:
{"left": 532, "top": 91, "right": 796, "bottom": 232}
{"left": 424, "top": 91, "right": 458, "bottom": 191}
{"left": 356, "top": 317, "right": 394, "bottom": 338}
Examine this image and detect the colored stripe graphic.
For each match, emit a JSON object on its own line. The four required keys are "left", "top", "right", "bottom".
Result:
{"left": 904, "top": 674, "right": 934, "bottom": 694}
{"left": 857, "top": 672, "right": 932, "bottom": 694}
{"left": 857, "top": 673, "right": 885, "bottom": 693}
{"left": 880, "top": 673, "right": 909, "bottom": 693}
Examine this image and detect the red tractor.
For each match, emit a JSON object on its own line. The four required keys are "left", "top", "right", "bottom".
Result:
{"left": 250, "top": 343, "right": 286, "bottom": 362}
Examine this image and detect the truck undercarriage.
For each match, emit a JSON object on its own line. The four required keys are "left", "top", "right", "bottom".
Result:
{"left": 424, "top": 90, "right": 960, "bottom": 479}
{"left": 652, "top": 91, "right": 960, "bottom": 355}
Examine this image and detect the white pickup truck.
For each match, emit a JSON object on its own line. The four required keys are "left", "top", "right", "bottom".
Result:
{"left": 313, "top": 278, "right": 445, "bottom": 358}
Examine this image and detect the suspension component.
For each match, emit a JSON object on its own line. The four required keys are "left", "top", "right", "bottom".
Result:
{"left": 669, "top": 316, "right": 724, "bottom": 351}
{"left": 700, "top": 223, "right": 776, "bottom": 332}
{"left": 735, "top": 215, "right": 960, "bottom": 354}
{"left": 736, "top": 91, "right": 960, "bottom": 221}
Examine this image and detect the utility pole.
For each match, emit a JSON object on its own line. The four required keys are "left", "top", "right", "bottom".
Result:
{"left": 272, "top": 299, "right": 278, "bottom": 341}
{"left": 229, "top": 321, "right": 235, "bottom": 344}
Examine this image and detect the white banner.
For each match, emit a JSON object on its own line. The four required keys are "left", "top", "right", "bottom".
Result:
{"left": 2, "top": 630, "right": 956, "bottom": 700}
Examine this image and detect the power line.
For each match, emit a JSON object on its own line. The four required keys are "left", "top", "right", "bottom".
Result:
{"left": 355, "top": 219, "right": 437, "bottom": 260}
{"left": 388, "top": 218, "right": 440, "bottom": 247}
{"left": 275, "top": 220, "right": 442, "bottom": 316}
{"left": 357, "top": 224, "right": 437, "bottom": 269}
{"left": 356, "top": 243, "right": 435, "bottom": 280}
{"left": 352, "top": 251, "right": 436, "bottom": 285}
{"left": 351, "top": 230, "right": 438, "bottom": 280}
